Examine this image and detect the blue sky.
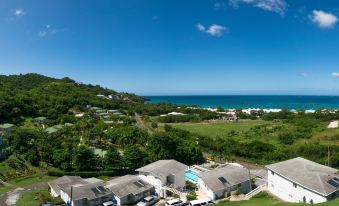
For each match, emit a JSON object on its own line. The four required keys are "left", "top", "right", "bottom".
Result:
{"left": 1, "top": 0, "right": 339, "bottom": 95}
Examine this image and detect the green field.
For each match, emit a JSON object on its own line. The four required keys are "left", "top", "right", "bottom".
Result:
{"left": 0, "top": 175, "right": 57, "bottom": 195}
{"left": 164, "top": 120, "right": 267, "bottom": 138}
{"left": 217, "top": 193, "right": 339, "bottom": 206}
{"left": 16, "top": 188, "right": 63, "bottom": 206}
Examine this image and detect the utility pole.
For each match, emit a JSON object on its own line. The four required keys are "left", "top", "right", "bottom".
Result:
{"left": 248, "top": 168, "right": 252, "bottom": 191}
{"left": 327, "top": 146, "right": 330, "bottom": 167}
{"left": 70, "top": 185, "right": 73, "bottom": 206}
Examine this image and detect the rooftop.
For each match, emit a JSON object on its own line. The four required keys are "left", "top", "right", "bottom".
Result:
{"left": 136, "top": 160, "right": 187, "bottom": 178}
{"left": 105, "top": 175, "right": 154, "bottom": 198}
{"left": 198, "top": 164, "right": 250, "bottom": 193}
{"left": 0, "top": 123, "right": 15, "bottom": 129}
{"left": 266, "top": 157, "right": 339, "bottom": 196}
{"left": 63, "top": 181, "right": 112, "bottom": 201}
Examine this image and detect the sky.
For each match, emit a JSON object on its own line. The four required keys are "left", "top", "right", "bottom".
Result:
{"left": 1, "top": 0, "right": 339, "bottom": 95}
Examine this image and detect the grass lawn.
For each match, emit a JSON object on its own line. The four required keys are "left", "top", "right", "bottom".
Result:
{"left": 164, "top": 120, "right": 267, "bottom": 138}
{"left": 7, "top": 174, "right": 57, "bottom": 187}
{"left": 16, "top": 188, "right": 63, "bottom": 206}
{"left": 217, "top": 193, "right": 339, "bottom": 206}
{"left": 0, "top": 175, "right": 57, "bottom": 195}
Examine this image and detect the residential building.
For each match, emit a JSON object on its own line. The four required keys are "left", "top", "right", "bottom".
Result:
{"left": 33, "top": 116, "right": 47, "bottom": 124}
{"left": 197, "top": 164, "right": 251, "bottom": 200}
{"left": 105, "top": 175, "right": 155, "bottom": 205}
{"left": 266, "top": 157, "right": 339, "bottom": 204}
{"left": 60, "top": 181, "right": 113, "bottom": 206}
{"left": 136, "top": 160, "right": 187, "bottom": 197}
{"left": 0, "top": 123, "right": 15, "bottom": 134}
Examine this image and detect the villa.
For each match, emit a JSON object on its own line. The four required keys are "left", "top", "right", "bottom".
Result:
{"left": 266, "top": 157, "right": 339, "bottom": 204}
{"left": 136, "top": 159, "right": 187, "bottom": 198}
{"left": 197, "top": 164, "right": 251, "bottom": 200}
{"left": 0, "top": 123, "right": 15, "bottom": 135}
{"left": 105, "top": 175, "right": 155, "bottom": 205}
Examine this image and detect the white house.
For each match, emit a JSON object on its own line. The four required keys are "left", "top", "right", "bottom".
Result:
{"left": 266, "top": 157, "right": 339, "bottom": 204}
{"left": 197, "top": 164, "right": 251, "bottom": 200}
{"left": 136, "top": 159, "right": 187, "bottom": 198}
{"left": 105, "top": 175, "right": 155, "bottom": 205}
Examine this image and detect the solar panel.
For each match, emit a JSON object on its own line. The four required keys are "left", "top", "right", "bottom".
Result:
{"left": 328, "top": 178, "right": 339, "bottom": 188}
{"left": 97, "top": 185, "right": 108, "bottom": 193}
{"left": 218, "top": 177, "right": 227, "bottom": 184}
{"left": 134, "top": 180, "right": 145, "bottom": 188}
{"left": 91, "top": 187, "right": 101, "bottom": 196}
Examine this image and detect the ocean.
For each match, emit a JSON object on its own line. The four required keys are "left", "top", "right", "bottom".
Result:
{"left": 145, "top": 95, "right": 339, "bottom": 110}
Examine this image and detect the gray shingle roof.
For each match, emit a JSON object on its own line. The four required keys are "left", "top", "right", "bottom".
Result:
{"left": 198, "top": 165, "right": 250, "bottom": 194}
{"left": 63, "top": 181, "right": 112, "bottom": 201}
{"left": 105, "top": 175, "right": 154, "bottom": 198}
{"left": 48, "top": 176, "right": 84, "bottom": 196}
{"left": 0, "top": 123, "right": 14, "bottom": 129}
{"left": 266, "top": 157, "right": 339, "bottom": 196}
{"left": 136, "top": 160, "right": 187, "bottom": 178}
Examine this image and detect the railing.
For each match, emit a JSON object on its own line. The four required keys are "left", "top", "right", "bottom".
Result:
{"left": 245, "top": 184, "right": 267, "bottom": 199}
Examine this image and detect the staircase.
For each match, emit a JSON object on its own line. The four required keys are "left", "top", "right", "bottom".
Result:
{"left": 245, "top": 184, "right": 267, "bottom": 199}
{"left": 164, "top": 185, "right": 186, "bottom": 200}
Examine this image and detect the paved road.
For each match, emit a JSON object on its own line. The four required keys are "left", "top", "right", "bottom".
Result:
{"left": 0, "top": 182, "right": 49, "bottom": 206}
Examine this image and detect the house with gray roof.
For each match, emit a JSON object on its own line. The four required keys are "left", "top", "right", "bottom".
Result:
{"left": 48, "top": 176, "right": 85, "bottom": 197}
{"left": 197, "top": 164, "right": 251, "bottom": 200}
{"left": 60, "top": 181, "right": 114, "bottom": 206}
{"left": 105, "top": 175, "right": 155, "bottom": 205}
{"left": 33, "top": 116, "right": 47, "bottom": 124}
{"left": 266, "top": 157, "right": 339, "bottom": 204}
{"left": 136, "top": 159, "right": 187, "bottom": 198}
{"left": 0, "top": 123, "right": 15, "bottom": 135}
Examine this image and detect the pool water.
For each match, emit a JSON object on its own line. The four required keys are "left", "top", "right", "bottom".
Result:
{"left": 185, "top": 169, "right": 198, "bottom": 183}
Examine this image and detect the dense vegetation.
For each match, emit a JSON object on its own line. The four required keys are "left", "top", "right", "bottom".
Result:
{"left": 0, "top": 73, "right": 203, "bottom": 180}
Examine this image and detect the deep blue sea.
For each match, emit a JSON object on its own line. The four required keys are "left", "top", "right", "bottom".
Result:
{"left": 145, "top": 95, "right": 339, "bottom": 110}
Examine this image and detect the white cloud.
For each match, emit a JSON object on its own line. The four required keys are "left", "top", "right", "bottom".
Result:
{"left": 196, "top": 23, "right": 228, "bottom": 37}
{"left": 14, "top": 9, "right": 26, "bottom": 17}
{"left": 331, "top": 72, "right": 339, "bottom": 77}
{"left": 310, "top": 10, "right": 338, "bottom": 28}
{"left": 229, "top": 0, "right": 287, "bottom": 15}
{"left": 38, "top": 25, "right": 57, "bottom": 37}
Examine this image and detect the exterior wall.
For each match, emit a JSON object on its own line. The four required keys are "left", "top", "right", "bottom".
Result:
{"left": 50, "top": 187, "right": 59, "bottom": 197}
{"left": 173, "top": 170, "right": 186, "bottom": 190}
{"left": 197, "top": 177, "right": 215, "bottom": 200}
{"left": 60, "top": 190, "right": 113, "bottom": 206}
{"left": 139, "top": 172, "right": 164, "bottom": 196}
{"left": 114, "top": 189, "right": 153, "bottom": 205}
{"left": 267, "top": 170, "right": 327, "bottom": 204}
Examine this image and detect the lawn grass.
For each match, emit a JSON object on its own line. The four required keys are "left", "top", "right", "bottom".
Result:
{"left": 217, "top": 193, "right": 339, "bottom": 206}
{"left": 16, "top": 188, "right": 63, "bottom": 206}
{"left": 163, "top": 120, "right": 267, "bottom": 138}
{"left": 7, "top": 174, "right": 57, "bottom": 187}
{"left": 0, "top": 175, "right": 57, "bottom": 195}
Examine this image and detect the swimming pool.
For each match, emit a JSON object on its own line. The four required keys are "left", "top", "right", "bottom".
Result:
{"left": 185, "top": 169, "right": 198, "bottom": 183}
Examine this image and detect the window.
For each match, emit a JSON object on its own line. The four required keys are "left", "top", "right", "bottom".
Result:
{"left": 310, "top": 199, "right": 313, "bottom": 204}
{"left": 293, "top": 183, "right": 297, "bottom": 188}
{"left": 271, "top": 171, "right": 274, "bottom": 175}
{"left": 303, "top": 196, "right": 306, "bottom": 203}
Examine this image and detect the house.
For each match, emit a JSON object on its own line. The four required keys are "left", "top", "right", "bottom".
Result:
{"left": 48, "top": 176, "right": 88, "bottom": 197}
{"left": 60, "top": 181, "right": 113, "bottom": 206}
{"left": 327, "top": 121, "right": 339, "bottom": 129}
{"left": 266, "top": 157, "right": 339, "bottom": 204}
{"left": 33, "top": 116, "right": 47, "bottom": 124}
{"left": 136, "top": 159, "right": 187, "bottom": 197}
{"left": 197, "top": 165, "right": 251, "bottom": 200}
{"left": 105, "top": 175, "right": 155, "bottom": 205}
{"left": 0, "top": 123, "right": 15, "bottom": 134}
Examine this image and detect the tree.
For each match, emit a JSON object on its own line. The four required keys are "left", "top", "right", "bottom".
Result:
{"left": 123, "top": 145, "right": 150, "bottom": 171}
{"left": 74, "top": 145, "right": 98, "bottom": 171}
{"left": 104, "top": 147, "right": 123, "bottom": 170}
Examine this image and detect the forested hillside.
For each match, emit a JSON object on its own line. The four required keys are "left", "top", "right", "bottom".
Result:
{"left": 0, "top": 73, "right": 144, "bottom": 123}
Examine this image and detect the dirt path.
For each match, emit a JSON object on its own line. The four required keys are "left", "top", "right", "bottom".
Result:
{"left": 0, "top": 182, "right": 49, "bottom": 206}
{"left": 135, "top": 112, "right": 153, "bottom": 134}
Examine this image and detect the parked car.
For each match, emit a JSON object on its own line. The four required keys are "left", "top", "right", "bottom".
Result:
{"left": 137, "top": 195, "right": 159, "bottom": 206}
{"left": 189, "top": 198, "right": 214, "bottom": 206}
{"left": 165, "top": 198, "right": 186, "bottom": 206}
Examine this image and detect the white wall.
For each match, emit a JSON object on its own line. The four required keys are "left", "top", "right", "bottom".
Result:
{"left": 50, "top": 187, "right": 59, "bottom": 197}
{"left": 267, "top": 170, "right": 327, "bottom": 204}
{"left": 197, "top": 177, "right": 215, "bottom": 200}
{"left": 139, "top": 173, "right": 164, "bottom": 197}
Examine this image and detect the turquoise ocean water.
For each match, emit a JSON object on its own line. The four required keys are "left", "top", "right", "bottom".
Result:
{"left": 145, "top": 95, "right": 339, "bottom": 110}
